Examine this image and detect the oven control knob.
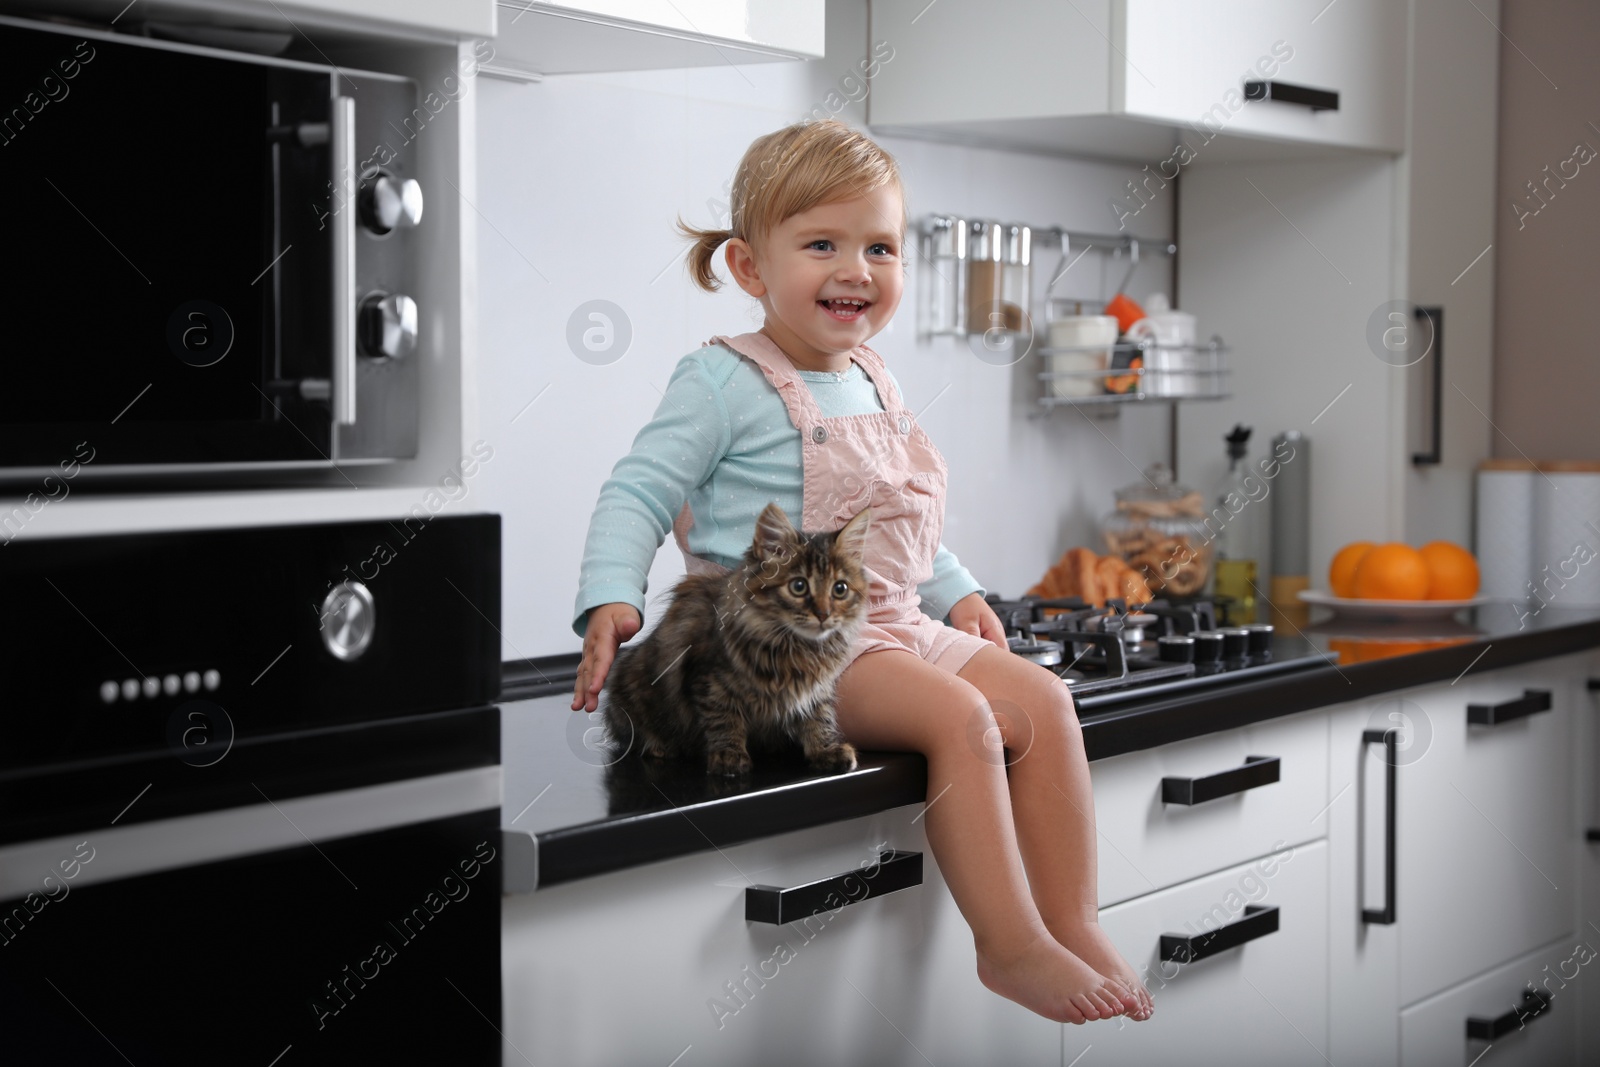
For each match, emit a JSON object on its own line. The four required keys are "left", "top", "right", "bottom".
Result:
{"left": 320, "top": 581, "right": 375, "bottom": 662}
{"left": 358, "top": 293, "right": 418, "bottom": 361}
{"left": 359, "top": 174, "right": 423, "bottom": 235}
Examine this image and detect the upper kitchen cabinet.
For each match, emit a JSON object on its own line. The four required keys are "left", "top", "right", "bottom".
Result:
{"left": 487, "top": 0, "right": 824, "bottom": 76}
{"left": 0, "top": 0, "right": 497, "bottom": 40}
{"left": 278, "top": 0, "right": 495, "bottom": 37}
{"left": 868, "top": 0, "right": 1406, "bottom": 161}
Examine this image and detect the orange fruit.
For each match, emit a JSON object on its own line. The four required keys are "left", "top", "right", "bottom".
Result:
{"left": 1419, "top": 541, "right": 1480, "bottom": 600}
{"left": 1329, "top": 541, "right": 1376, "bottom": 598}
{"left": 1351, "top": 543, "right": 1431, "bottom": 600}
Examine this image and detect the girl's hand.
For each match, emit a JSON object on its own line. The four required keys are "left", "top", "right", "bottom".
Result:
{"left": 948, "top": 592, "right": 1008, "bottom": 649}
{"left": 572, "top": 603, "right": 642, "bottom": 712}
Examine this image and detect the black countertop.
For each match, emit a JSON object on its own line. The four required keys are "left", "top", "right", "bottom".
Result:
{"left": 499, "top": 603, "right": 1600, "bottom": 890}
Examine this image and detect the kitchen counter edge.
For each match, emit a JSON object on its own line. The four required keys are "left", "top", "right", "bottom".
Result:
{"left": 497, "top": 616, "right": 1600, "bottom": 892}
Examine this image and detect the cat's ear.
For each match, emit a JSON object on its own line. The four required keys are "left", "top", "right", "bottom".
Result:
{"left": 835, "top": 506, "right": 872, "bottom": 564}
{"left": 753, "top": 502, "right": 799, "bottom": 558}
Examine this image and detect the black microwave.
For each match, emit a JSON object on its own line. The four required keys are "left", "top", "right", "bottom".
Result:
{"left": 0, "top": 14, "right": 424, "bottom": 478}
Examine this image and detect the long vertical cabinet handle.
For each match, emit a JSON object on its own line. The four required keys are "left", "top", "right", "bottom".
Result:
{"left": 1362, "top": 729, "right": 1397, "bottom": 924}
{"left": 331, "top": 95, "right": 357, "bottom": 427}
{"left": 1412, "top": 306, "right": 1442, "bottom": 466}
{"left": 1589, "top": 680, "right": 1600, "bottom": 842}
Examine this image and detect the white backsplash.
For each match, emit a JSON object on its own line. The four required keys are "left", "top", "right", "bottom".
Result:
{"left": 473, "top": 0, "right": 1182, "bottom": 659}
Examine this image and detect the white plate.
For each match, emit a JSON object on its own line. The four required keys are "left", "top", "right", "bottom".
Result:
{"left": 1298, "top": 589, "right": 1496, "bottom": 619}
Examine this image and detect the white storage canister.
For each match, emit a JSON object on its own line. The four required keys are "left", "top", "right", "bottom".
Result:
{"left": 1531, "top": 461, "right": 1600, "bottom": 606}
{"left": 1475, "top": 459, "right": 1536, "bottom": 602}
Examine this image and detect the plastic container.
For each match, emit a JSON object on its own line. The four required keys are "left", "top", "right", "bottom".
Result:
{"left": 1045, "top": 315, "right": 1117, "bottom": 397}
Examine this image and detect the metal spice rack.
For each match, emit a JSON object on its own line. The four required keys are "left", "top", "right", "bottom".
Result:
{"left": 917, "top": 214, "right": 1231, "bottom": 415}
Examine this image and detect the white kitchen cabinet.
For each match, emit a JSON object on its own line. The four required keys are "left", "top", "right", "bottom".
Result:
{"left": 1574, "top": 653, "right": 1600, "bottom": 1066}
{"left": 1174, "top": 0, "right": 1499, "bottom": 568}
{"left": 1396, "top": 660, "right": 1575, "bottom": 1005}
{"left": 869, "top": 0, "right": 1404, "bottom": 160}
{"left": 1091, "top": 708, "right": 1329, "bottom": 906}
{"left": 1399, "top": 935, "right": 1579, "bottom": 1067}
{"left": 1327, "top": 693, "right": 1403, "bottom": 1066}
{"left": 1063, "top": 841, "right": 1330, "bottom": 1065}
{"left": 1328, "top": 655, "right": 1589, "bottom": 1067}
{"left": 501, "top": 803, "right": 1060, "bottom": 1066}
{"left": 487, "top": 0, "right": 824, "bottom": 77}
{"left": 1119, "top": 0, "right": 1405, "bottom": 154}
{"left": 1398, "top": 0, "right": 1501, "bottom": 545}
{"left": 282, "top": 0, "right": 495, "bottom": 37}
{"left": 25, "top": 0, "right": 499, "bottom": 39}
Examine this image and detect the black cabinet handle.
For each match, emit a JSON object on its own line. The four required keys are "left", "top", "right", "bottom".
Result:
{"left": 1586, "top": 829, "right": 1600, "bottom": 842}
{"left": 1162, "top": 755, "right": 1280, "bottom": 805}
{"left": 1412, "top": 306, "right": 1443, "bottom": 466}
{"left": 1362, "top": 729, "right": 1397, "bottom": 925}
{"left": 1160, "top": 905, "right": 1279, "bottom": 964}
{"left": 1243, "top": 80, "right": 1339, "bottom": 111}
{"left": 745, "top": 849, "right": 921, "bottom": 925}
{"left": 1468, "top": 689, "right": 1553, "bottom": 726}
{"left": 1586, "top": 678, "right": 1600, "bottom": 691}
{"left": 1467, "top": 989, "right": 1552, "bottom": 1041}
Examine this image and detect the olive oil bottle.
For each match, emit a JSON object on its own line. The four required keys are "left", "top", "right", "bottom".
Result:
{"left": 1212, "top": 425, "right": 1267, "bottom": 625}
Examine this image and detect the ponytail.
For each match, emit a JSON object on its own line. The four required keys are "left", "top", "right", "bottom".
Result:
{"left": 676, "top": 217, "right": 733, "bottom": 293}
{"left": 677, "top": 121, "right": 904, "bottom": 296}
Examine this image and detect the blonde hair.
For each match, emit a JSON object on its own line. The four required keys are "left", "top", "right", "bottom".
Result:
{"left": 678, "top": 120, "right": 905, "bottom": 292}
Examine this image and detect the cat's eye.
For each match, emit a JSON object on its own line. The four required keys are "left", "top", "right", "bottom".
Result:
{"left": 832, "top": 580, "right": 849, "bottom": 598}
{"left": 788, "top": 578, "right": 808, "bottom": 596}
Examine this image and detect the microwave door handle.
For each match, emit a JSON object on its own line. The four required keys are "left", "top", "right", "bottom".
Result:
{"left": 331, "top": 95, "right": 357, "bottom": 426}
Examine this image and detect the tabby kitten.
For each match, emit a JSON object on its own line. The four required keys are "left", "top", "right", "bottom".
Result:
{"left": 603, "top": 502, "right": 871, "bottom": 777}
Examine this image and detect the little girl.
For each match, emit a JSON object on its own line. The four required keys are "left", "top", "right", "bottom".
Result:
{"left": 570, "top": 120, "right": 1153, "bottom": 1026}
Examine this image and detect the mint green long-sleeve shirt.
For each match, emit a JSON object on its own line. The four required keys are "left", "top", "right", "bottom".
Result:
{"left": 572, "top": 344, "right": 984, "bottom": 637}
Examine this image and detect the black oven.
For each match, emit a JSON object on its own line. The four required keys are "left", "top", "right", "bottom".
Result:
{"left": 0, "top": 14, "right": 423, "bottom": 477}
{"left": 0, "top": 515, "right": 503, "bottom": 1064}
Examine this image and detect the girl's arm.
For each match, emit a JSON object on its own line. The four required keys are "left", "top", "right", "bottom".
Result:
{"left": 924, "top": 545, "right": 1006, "bottom": 648}
{"left": 919, "top": 543, "right": 984, "bottom": 621}
{"left": 571, "top": 353, "right": 733, "bottom": 712}
{"left": 572, "top": 352, "right": 734, "bottom": 637}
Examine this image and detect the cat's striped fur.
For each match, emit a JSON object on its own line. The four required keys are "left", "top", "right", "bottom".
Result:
{"left": 602, "top": 503, "right": 870, "bottom": 777}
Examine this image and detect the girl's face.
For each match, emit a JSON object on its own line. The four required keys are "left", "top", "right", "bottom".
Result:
{"left": 726, "top": 187, "right": 905, "bottom": 369}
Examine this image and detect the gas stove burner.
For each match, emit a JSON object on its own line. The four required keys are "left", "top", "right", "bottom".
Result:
{"left": 984, "top": 593, "right": 1290, "bottom": 697}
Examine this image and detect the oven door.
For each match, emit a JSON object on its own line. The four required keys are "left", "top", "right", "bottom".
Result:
{"left": 0, "top": 16, "right": 376, "bottom": 474}
{"left": 0, "top": 770, "right": 503, "bottom": 1065}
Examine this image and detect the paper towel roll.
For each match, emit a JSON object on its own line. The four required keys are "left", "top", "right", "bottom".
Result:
{"left": 1532, "top": 466, "right": 1600, "bottom": 607}
{"left": 1475, "top": 463, "right": 1535, "bottom": 601}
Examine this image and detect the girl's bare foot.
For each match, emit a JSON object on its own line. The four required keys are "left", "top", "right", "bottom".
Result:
{"left": 975, "top": 929, "right": 1131, "bottom": 1025}
{"left": 1047, "top": 919, "right": 1154, "bottom": 1020}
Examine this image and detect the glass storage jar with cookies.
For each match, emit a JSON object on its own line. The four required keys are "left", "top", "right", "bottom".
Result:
{"left": 1101, "top": 464, "right": 1212, "bottom": 601}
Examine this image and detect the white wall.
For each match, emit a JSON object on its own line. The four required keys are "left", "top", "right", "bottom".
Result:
{"left": 474, "top": 0, "right": 1183, "bottom": 659}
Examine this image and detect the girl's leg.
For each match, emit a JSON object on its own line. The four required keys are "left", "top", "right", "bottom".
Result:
{"left": 833, "top": 649, "right": 1129, "bottom": 1025}
{"left": 955, "top": 644, "right": 1154, "bottom": 1019}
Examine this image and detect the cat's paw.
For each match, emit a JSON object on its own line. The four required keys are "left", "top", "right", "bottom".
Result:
{"left": 706, "top": 747, "right": 753, "bottom": 778}
{"left": 808, "top": 742, "right": 858, "bottom": 773}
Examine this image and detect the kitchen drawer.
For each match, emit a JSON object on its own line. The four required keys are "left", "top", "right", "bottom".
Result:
{"left": 1064, "top": 840, "right": 1330, "bottom": 1065}
{"left": 1400, "top": 935, "right": 1579, "bottom": 1067}
{"left": 1091, "top": 708, "right": 1328, "bottom": 905}
{"left": 1396, "top": 663, "right": 1575, "bottom": 1005}
{"left": 502, "top": 805, "right": 1059, "bottom": 1066}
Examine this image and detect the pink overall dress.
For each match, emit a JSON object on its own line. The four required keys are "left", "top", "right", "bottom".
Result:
{"left": 672, "top": 331, "right": 995, "bottom": 675}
